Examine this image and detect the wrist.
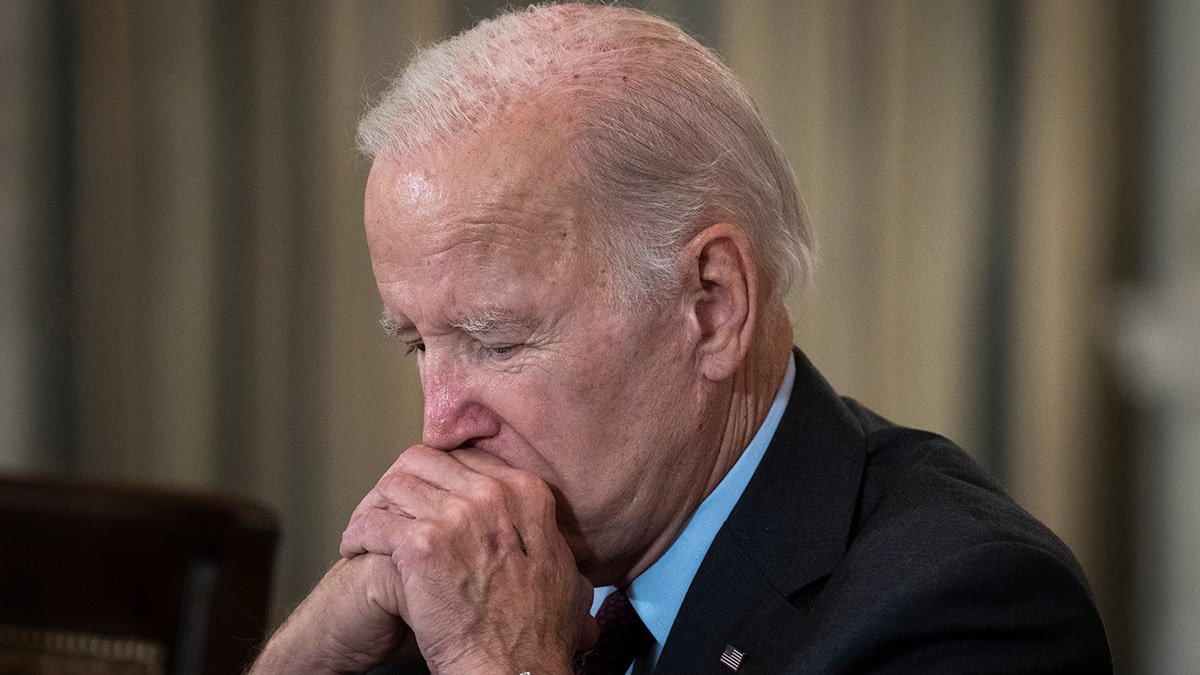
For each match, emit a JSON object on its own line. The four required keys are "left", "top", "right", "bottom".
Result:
{"left": 248, "top": 617, "right": 343, "bottom": 675}
{"left": 248, "top": 634, "right": 330, "bottom": 675}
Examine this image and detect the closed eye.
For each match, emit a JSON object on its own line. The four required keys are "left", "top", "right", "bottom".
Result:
{"left": 482, "top": 343, "right": 520, "bottom": 360}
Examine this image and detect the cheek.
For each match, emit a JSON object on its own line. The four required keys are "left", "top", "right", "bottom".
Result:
{"left": 488, "top": 349, "right": 626, "bottom": 474}
{"left": 475, "top": 368, "right": 583, "bottom": 469}
{"left": 481, "top": 314, "right": 680, "bottom": 474}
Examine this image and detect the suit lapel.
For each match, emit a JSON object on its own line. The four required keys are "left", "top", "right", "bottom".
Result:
{"left": 656, "top": 349, "right": 867, "bottom": 673}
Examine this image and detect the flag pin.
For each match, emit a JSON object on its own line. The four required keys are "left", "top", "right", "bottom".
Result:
{"left": 720, "top": 644, "right": 746, "bottom": 671}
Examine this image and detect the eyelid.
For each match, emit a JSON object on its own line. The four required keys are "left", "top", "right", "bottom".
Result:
{"left": 380, "top": 318, "right": 421, "bottom": 355}
{"left": 475, "top": 340, "right": 520, "bottom": 361}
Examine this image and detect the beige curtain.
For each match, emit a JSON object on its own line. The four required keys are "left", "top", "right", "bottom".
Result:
{"left": 6, "top": 0, "right": 442, "bottom": 616}
{"left": 724, "top": 0, "right": 1129, "bottom": 654}
{"left": 2, "top": 0, "right": 1146, "bottom": 667}
{"left": 728, "top": 2, "right": 992, "bottom": 454}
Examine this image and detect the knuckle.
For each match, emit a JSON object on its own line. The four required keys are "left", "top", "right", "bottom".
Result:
{"left": 509, "top": 470, "right": 540, "bottom": 493}
{"left": 389, "top": 446, "right": 425, "bottom": 473}
{"left": 533, "top": 488, "right": 556, "bottom": 517}
{"left": 468, "top": 475, "right": 507, "bottom": 511}
{"left": 389, "top": 549, "right": 406, "bottom": 574}
{"left": 338, "top": 531, "right": 355, "bottom": 557}
{"left": 441, "top": 496, "right": 473, "bottom": 525}
{"left": 515, "top": 473, "right": 555, "bottom": 513}
{"left": 405, "top": 522, "right": 439, "bottom": 560}
{"left": 372, "top": 474, "right": 398, "bottom": 501}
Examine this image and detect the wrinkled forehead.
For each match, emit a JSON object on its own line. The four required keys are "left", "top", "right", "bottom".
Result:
{"left": 373, "top": 105, "right": 606, "bottom": 245}
{"left": 364, "top": 111, "right": 614, "bottom": 303}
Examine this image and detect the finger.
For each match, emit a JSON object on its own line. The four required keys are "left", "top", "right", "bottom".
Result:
{"left": 344, "top": 448, "right": 478, "bottom": 555}
{"left": 342, "top": 472, "right": 436, "bottom": 559}
{"left": 343, "top": 446, "right": 544, "bottom": 566}
{"left": 450, "top": 448, "right": 554, "bottom": 513}
{"left": 388, "top": 448, "right": 534, "bottom": 534}
{"left": 381, "top": 445, "right": 489, "bottom": 496}
{"left": 453, "top": 448, "right": 560, "bottom": 527}
{"left": 343, "top": 464, "right": 525, "bottom": 561}
{"left": 447, "top": 448, "right": 556, "bottom": 503}
{"left": 446, "top": 446, "right": 516, "bottom": 474}
{"left": 341, "top": 506, "right": 422, "bottom": 560}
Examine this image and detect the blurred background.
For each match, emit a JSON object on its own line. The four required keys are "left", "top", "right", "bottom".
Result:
{"left": 1, "top": 1, "right": 1196, "bottom": 672}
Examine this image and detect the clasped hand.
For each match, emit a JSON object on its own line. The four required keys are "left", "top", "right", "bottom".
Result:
{"left": 252, "top": 446, "right": 597, "bottom": 675}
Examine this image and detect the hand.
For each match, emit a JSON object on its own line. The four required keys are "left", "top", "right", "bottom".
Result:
{"left": 341, "top": 445, "right": 597, "bottom": 674}
{"left": 249, "top": 553, "right": 418, "bottom": 673}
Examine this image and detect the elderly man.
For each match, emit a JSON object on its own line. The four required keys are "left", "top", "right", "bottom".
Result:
{"left": 253, "top": 4, "right": 1110, "bottom": 674}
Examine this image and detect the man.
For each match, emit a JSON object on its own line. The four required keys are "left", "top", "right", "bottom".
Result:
{"left": 252, "top": 4, "right": 1111, "bottom": 673}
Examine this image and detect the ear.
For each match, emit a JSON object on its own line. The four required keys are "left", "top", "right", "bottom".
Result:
{"left": 682, "top": 223, "right": 758, "bottom": 382}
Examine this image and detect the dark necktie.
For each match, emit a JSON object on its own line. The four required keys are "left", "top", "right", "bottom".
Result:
{"left": 574, "top": 588, "right": 654, "bottom": 675}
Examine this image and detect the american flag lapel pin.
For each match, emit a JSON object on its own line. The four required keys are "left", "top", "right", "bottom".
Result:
{"left": 720, "top": 644, "right": 746, "bottom": 671}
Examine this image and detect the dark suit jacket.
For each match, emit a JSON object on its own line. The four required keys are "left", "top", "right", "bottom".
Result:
{"left": 653, "top": 348, "right": 1111, "bottom": 673}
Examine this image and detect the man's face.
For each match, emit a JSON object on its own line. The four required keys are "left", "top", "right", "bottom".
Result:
{"left": 363, "top": 114, "right": 712, "bottom": 584}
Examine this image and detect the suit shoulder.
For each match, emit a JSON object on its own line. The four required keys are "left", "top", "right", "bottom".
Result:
{"left": 842, "top": 397, "right": 1080, "bottom": 577}
{"left": 800, "top": 539, "right": 1112, "bottom": 673}
{"left": 798, "top": 402, "right": 1112, "bottom": 670}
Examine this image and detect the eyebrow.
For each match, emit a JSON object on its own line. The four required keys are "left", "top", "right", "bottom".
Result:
{"left": 379, "top": 314, "right": 413, "bottom": 338}
{"left": 448, "top": 309, "right": 528, "bottom": 336}
{"left": 378, "top": 310, "right": 529, "bottom": 338}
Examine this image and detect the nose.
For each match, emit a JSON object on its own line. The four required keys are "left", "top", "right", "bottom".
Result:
{"left": 419, "top": 354, "right": 501, "bottom": 450}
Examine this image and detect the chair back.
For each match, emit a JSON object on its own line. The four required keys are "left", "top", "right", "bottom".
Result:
{"left": 0, "top": 475, "right": 279, "bottom": 675}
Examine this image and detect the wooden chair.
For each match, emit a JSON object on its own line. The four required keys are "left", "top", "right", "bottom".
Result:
{"left": 0, "top": 474, "right": 279, "bottom": 675}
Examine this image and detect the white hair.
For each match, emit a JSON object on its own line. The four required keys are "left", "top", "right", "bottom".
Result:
{"left": 358, "top": 3, "right": 814, "bottom": 308}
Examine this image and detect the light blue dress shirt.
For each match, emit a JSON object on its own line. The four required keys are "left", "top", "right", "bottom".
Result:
{"left": 590, "top": 353, "right": 797, "bottom": 673}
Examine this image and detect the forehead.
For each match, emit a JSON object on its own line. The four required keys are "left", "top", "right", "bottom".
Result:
{"left": 364, "top": 112, "right": 604, "bottom": 324}
{"left": 368, "top": 106, "right": 586, "bottom": 235}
